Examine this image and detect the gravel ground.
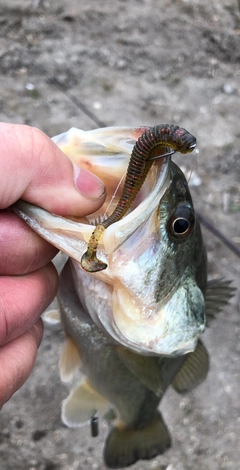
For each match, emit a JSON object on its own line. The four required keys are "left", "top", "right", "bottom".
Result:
{"left": 0, "top": 1, "right": 239, "bottom": 469}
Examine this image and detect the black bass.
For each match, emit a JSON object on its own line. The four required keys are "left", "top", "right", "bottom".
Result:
{"left": 13, "top": 125, "right": 233, "bottom": 468}
{"left": 54, "top": 258, "right": 230, "bottom": 468}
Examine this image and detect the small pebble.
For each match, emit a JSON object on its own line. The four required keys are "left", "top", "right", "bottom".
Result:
{"left": 26, "top": 83, "right": 35, "bottom": 91}
{"left": 32, "top": 429, "right": 47, "bottom": 441}
{"left": 223, "top": 84, "right": 234, "bottom": 95}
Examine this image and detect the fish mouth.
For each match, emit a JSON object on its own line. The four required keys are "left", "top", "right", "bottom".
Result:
{"left": 13, "top": 126, "right": 172, "bottom": 261}
{"left": 53, "top": 125, "right": 171, "bottom": 232}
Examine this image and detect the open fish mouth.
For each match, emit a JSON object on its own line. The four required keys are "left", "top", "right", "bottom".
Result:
{"left": 13, "top": 126, "right": 172, "bottom": 263}
{"left": 13, "top": 126, "right": 206, "bottom": 356}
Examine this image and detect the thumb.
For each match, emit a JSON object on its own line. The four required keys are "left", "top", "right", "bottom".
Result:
{"left": 0, "top": 123, "right": 106, "bottom": 216}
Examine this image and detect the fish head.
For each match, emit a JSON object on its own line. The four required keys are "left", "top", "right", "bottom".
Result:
{"left": 13, "top": 126, "right": 207, "bottom": 357}
{"left": 98, "top": 160, "right": 207, "bottom": 356}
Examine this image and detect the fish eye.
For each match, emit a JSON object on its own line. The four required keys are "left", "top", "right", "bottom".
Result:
{"left": 172, "top": 217, "right": 190, "bottom": 235}
{"left": 168, "top": 205, "right": 195, "bottom": 240}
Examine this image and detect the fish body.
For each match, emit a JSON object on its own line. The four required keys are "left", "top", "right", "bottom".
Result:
{"left": 57, "top": 258, "right": 209, "bottom": 468}
{"left": 12, "top": 126, "right": 234, "bottom": 468}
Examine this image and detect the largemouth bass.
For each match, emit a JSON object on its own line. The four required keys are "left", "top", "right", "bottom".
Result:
{"left": 54, "top": 259, "right": 230, "bottom": 468}
{"left": 13, "top": 125, "right": 233, "bottom": 468}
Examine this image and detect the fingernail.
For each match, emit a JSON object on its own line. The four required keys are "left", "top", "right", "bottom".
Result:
{"left": 73, "top": 164, "right": 106, "bottom": 201}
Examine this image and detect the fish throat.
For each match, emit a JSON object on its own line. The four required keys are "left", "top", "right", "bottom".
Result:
{"left": 81, "top": 124, "right": 196, "bottom": 272}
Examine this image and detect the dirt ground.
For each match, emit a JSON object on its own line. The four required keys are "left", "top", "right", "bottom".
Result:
{"left": 0, "top": 1, "right": 240, "bottom": 469}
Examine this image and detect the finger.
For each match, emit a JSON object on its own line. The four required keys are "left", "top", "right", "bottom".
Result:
{"left": 0, "top": 123, "right": 106, "bottom": 216}
{"left": 0, "top": 211, "right": 58, "bottom": 275}
{"left": 0, "top": 263, "right": 58, "bottom": 345}
{"left": 0, "top": 318, "right": 43, "bottom": 408}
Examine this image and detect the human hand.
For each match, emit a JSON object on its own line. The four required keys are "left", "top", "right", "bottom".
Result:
{"left": 0, "top": 123, "right": 106, "bottom": 408}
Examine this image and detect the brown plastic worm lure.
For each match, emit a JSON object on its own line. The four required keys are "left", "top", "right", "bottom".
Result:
{"left": 81, "top": 124, "right": 196, "bottom": 272}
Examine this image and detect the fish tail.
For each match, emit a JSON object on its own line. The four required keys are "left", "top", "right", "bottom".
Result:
{"left": 103, "top": 411, "right": 171, "bottom": 468}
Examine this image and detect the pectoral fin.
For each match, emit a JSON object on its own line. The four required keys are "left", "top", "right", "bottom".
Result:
{"left": 205, "top": 279, "right": 235, "bottom": 323}
{"left": 59, "top": 335, "right": 82, "bottom": 382}
{"left": 117, "top": 347, "right": 164, "bottom": 396}
{"left": 171, "top": 339, "right": 209, "bottom": 393}
{"left": 61, "top": 379, "right": 109, "bottom": 428}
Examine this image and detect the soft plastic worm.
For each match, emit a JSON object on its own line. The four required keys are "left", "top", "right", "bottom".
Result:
{"left": 81, "top": 124, "right": 196, "bottom": 272}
